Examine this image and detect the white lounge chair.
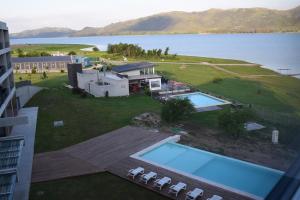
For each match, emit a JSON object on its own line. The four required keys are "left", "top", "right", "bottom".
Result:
{"left": 153, "top": 177, "right": 172, "bottom": 190}
{"left": 207, "top": 195, "right": 223, "bottom": 200}
{"left": 140, "top": 171, "right": 157, "bottom": 184}
{"left": 127, "top": 167, "right": 144, "bottom": 179}
{"left": 169, "top": 182, "right": 187, "bottom": 197}
{"left": 185, "top": 188, "right": 204, "bottom": 200}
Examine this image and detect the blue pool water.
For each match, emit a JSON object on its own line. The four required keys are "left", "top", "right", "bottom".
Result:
{"left": 173, "top": 92, "right": 229, "bottom": 108}
{"left": 139, "top": 142, "right": 283, "bottom": 198}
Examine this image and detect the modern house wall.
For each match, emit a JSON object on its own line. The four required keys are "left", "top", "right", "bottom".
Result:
{"left": 77, "top": 70, "right": 129, "bottom": 97}
{"left": 0, "top": 21, "right": 17, "bottom": 136}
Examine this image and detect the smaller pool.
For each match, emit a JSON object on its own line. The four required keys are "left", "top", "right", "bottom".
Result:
{"left": 171, "top": 92, "right": 230, "bottom": 108}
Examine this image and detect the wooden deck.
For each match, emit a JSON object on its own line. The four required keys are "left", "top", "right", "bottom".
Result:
{"left": 32, "top": 126, "right": 171, "bottom": 182}
{"left": 107, "top": 157, "right": 254, "bottom": 200}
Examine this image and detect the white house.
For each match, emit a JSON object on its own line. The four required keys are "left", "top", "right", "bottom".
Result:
{"left": 112, "top": 62, "right": 162, "bottom": 92}
{"left": 77, "top": 70, "right": 129, "bottom": 97}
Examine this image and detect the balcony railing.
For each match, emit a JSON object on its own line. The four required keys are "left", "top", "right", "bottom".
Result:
{"left": 5, "top": 42, "right": 10, "bottom": 48}
{"left": 0, "top": 65, "right": 5, "bottom": 77}
{"left": 0, "top": 87, "right": 9, "bottom": 107}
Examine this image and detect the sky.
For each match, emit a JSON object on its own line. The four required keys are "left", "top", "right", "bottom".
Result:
{"left": 1, "top": 0, "right": 300, "bottom": 33}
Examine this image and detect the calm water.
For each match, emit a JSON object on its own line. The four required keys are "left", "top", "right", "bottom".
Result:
{"left": 172, "top": 92, "right": 229, "bottom": 108}
{"left": 140, "top": 142, "right": 283, "bottom": 198}
{"left": 11, "top": 33, "right": 300, "bottom": 76}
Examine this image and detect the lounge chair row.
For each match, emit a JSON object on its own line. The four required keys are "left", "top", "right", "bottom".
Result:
{"left": 127, "top": 167, "right": 223, "bottom": 200}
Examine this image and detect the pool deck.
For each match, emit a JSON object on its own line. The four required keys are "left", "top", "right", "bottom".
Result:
{"left": 32, "top": 126, "right": 255, "bottom": 200}
{"left": 107, "top": 157, "right": 254, "bottom": 200}
{"left": 32, "top": 126, "right": 171, "bottom": 182}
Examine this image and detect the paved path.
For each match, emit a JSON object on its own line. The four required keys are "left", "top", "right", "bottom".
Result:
{"left": 32, "top": 126, "right": 171, "bottom": 183}
{"left": 11, "top": 107, "right": 38, "bottom": 200}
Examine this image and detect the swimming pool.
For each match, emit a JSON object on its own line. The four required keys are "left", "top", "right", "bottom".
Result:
{"left": 171, "top": 92, "right": 230, "bottom": 108}
{"left": 132, "top": 141, "right": 283, "bottom": 199}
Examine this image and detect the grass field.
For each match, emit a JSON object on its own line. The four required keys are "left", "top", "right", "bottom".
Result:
{"left": 16, "top": 73, "right": 161, "bottom": 153}
{"left": 13, "top": 44, "right": 300, "bottom": 200}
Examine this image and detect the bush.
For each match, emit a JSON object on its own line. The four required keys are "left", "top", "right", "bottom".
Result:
{"left": 68, "top": 51, "right": 77, "bottom": 55}
{"left": 144, "top": 87, "right": 151, "bottom": 96}
{"left": 60, "top": 69, "right": 65, "bottom": 73}
{"left": 212, "top": 77, "right": 223, "bottom": 84}
{"left": 31, "top": 68, "right": 37, "bottom": 74}
{"left": 93, "top": 47, "right": 100, "bottom": 51}
{"left": 218, "top": 109, "right": 255, "bottom": 138}
{"left": 161, "top": 98, "right": 195, "bottom": 123}
{"left": 42, "top": 72, "right": 48, "bottom": 79}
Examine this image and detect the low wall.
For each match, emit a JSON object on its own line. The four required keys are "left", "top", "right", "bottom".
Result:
{"left": 16, "top": 86, "right": 43, "bottom": 107}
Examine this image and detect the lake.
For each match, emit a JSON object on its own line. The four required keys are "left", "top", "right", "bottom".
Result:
{"left": 10, "top": 33, "right": 300, "bottom": 77}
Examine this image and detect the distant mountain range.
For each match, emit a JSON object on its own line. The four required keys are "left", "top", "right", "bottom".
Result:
{"left": 11, "top": 6, "right": 300, "bottom": 38}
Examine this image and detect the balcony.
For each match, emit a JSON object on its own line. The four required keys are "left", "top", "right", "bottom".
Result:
{"left": 0, "top": 87, "right": 9, "bottom": 107}
{"left": 0, "top": 65, "right": 5, "bottom": 77}
{"left": 5, "top": 42, "right": 10, "bottom": 48}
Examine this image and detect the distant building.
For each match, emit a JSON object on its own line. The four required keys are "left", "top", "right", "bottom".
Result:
{"left": 12, "top": 56, "right": 72, "bottom": 73}
{"left": 77, "top": 70, "right": 129, "bottom": 97}
{"left": 71, "top": 56, "right": 92, "bottom": 67}
{"left": 112, "top": 62, "right": 162, "bottom": 91}
{"left": 0, "top": 21, "right": 18, "bottom": 136}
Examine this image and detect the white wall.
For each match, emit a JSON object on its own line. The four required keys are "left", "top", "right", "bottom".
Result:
{"left": 16, "top": 86, "right": 43, "bottom": 107}
{"left": 120, "top": 70, "right": 140, "bottom": 76}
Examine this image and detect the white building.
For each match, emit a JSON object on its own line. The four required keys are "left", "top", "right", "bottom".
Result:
{"left": 77, "top": 70, "right": 129, "bottom": 97}
{"left": 112, "top": 62, "right": 162, "bottom": 92}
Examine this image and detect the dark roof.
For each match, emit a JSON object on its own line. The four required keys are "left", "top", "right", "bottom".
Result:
{"left": 11, "top": 56, "right": 72, "bottom": 63}
{"left": 112, "top": 62, "right": 155, "bottom": 73}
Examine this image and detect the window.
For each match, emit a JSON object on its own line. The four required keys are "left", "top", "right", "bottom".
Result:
{"left": 149, "top": 78, "right": 161, "bottom": 91}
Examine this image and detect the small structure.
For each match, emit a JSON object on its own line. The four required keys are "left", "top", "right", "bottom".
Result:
{"left": 77, "top": 70, "right": 129, "bottom": 97}
{"left": 112, "top": 62, "right": 162, "bottom": 92}
{"left": 244, "top": 122, "right": 265, "bottom": 131}
{"left": 67, "top": 63, "right": 82, "bottom": 88}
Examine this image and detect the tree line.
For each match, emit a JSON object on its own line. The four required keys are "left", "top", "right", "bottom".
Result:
{"left": 107, "top": 43, "right": 171, "bottom": 58}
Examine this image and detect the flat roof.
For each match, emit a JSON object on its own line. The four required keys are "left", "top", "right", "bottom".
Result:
{"left": 11, "top": 56, "right": 72, "bottom": 63}
{"left": 112, "top": 62, "right": 155, "bottom": 73}
{"left": 128, "top": 74, "right": 161, "bottom": 81}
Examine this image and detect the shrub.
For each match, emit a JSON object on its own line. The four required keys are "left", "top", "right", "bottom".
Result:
{"left": 161, "top": 98, "right": 195, "bottom": 123}
{"left": 42, "top": 72, "right": 48, "bottom": 79}
{"left": 68, "top": 51, "right": 77, "bottom": 55}
{"left": 19, "top": 77, "right": 23, "bottom": 81}
{"left": 31, "top": 68, "right": 37, "bottom": 74}
{"left": 60, "top": 69, "right": 65, "bottom": 73}
{"left": 144, "top": 87, "right": 151, "bottom": 96}
{"left": 93, "top": 47, "right": 100, "bottom": 51}
{"left": 212, "top": 77, "right": 223, "bottom": 84}
{"left": 218, "top": 109, "right": 255, "bottom": 138}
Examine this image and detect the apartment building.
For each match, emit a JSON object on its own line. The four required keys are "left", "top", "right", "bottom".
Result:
{"left": 0, "top": 21, "right": 17, "bottom": 136}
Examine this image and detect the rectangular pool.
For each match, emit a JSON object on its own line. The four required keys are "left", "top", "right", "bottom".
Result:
{"left": 171, "top": 92, "right": 230, "bottom": 108}
{"left": 134, "top": 142, "right": 283, "bottom": 199}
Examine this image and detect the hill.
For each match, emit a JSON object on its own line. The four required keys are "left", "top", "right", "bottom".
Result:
{"left": 11, "top": 27, "right": 76, "bottom": 39}
{"left": 11, "top": 6, "right": 300, "bottom": 38}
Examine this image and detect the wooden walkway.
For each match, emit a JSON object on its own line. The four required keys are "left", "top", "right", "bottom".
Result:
{"left": 32, "top": 126, "right": 170, "bottom": 182}
{"left": 107, "top": 157, "right": 254, "bottom": 200}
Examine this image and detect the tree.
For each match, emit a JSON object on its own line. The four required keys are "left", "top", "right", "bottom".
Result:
{"left": 93, "top": 47, "right": 99, "bottom": 51}
{"left": 40, "top": 52, "right": 51, "bottom": 56}
{"left": 218, "top": 109, "right": 255, "bottom": 139}
{"left": 68, "top": 51, "right": 77, "bottom": 55}
{"left": 161, "top": 98, "right": 195, "bottom": 123}
{"left": 164, "top": 47, "right": 170, "bottom": 56}
{"left": 157, "top": 49, "right": 162, "bottom": 57}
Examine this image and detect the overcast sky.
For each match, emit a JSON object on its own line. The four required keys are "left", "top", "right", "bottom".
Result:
{"left": 1, "top": 0, "right": 300, "bottom": 33}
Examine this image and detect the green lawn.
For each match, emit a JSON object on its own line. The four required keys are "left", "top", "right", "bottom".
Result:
{"left": 16, "top": 73, "right": 161, "bottom": 153}
{"left": 217, "top": 65, "right": 278, "bottom": 75}
{"left": 11, "top": 44, "right": 92, "bottom": 56}
{"left": 156, "top": 63, "right": 300, "bottom": 115}
{"left": 30, "top": 173, "right": 168, "bottom": 200}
